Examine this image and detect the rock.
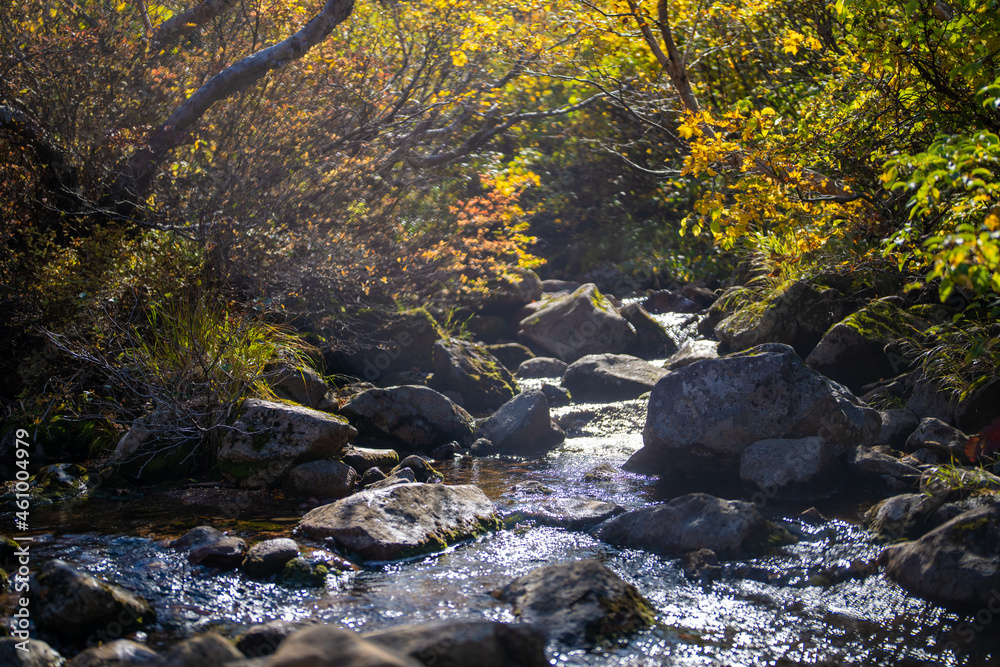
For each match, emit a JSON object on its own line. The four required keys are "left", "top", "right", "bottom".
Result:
{"left": 169, "top": 525, "right": 223, "bottom": 551}
{"left": 629, "top": 344, "right": 881, "bottom": 477}
{"left": 517, "top": 284, "right": 635, "bottom": 362}
{"left": 32, "top": 559, "right": 155, "bottom": 642}
{"left": 540, "top": 279, "right": 580, "bottom": 294}
{"left": 468, "top": 437, "right": 495, "bottom": 456}
{"left": 340, "top": 446, "right": 400, "bottom": 475}
{"left": 390, "top": 455, "right": 441, "bottom": 483}
{"left": 642, "top": 289, "right": 700, "bottom": 314}
{"left": 479, "top": 268, "right": 544, "bottom": 317}
{"left": 113, "top": 421, "right": 200, "bottom": 483}
{"left": 583, "top": 463, "right": 618, "bottom": 482}
{"left": 27, "top": 463, "right": 92, "bottom": 504}
{"left": 217, "top": 399, "right": 357, "bottom": 488}
{"left": 67, "top": 639, "right": 157, "bottom": 666}
{"left": 242, "top": 538, "right": 300, "bottom": 579}
{"left": 340, "top": 385, "right": 476, "bottom": 451}
{"left": 906, "top": 375, "right": 958, "bottom": 423}
{"left": 279, "top": 557, "right": 330, "bottom": 588}
{"left": 268, "top": 365, "right": 336, "bottom": 411}
{"left": 805, "top": 299, "right": 925, "bottom": 393}
{"left": 154, "top": 632, "right": 244, "bottom": 667}
{"left": 715, "top": 281, "right": 855, "bottom": 358}
{"left": 682, "top": 548, "right": 722, "bottom": 582}
{"left": 619, "top": 302, "right": 679, "bottom": 358}
{"left": 664, "top": 340, "right": 719, "bottom": 370}
{"left": 188, "top": 535, "right": 247, "bottom": 569}
{"left": 680, "top": 284, "right": 718, "bottom": 309}
{"left": 514, "top": 497, "right": 625, "bottom": 529}
{"left": 739, "top": 437, "right": 842, "bottom": 500}
{"left": 864, "top": 493, "right": 940, "bottom": 541}
{"left": 367, "top": 468, "right": 417, "bottom": 490}
{"left": 359, "top": 467, "right": 388, "bottom": 488}
{"left": 595, "top": 493, "right": 781, "bottom": 557}
{"left": 466, "top": 315, "right": 511, "bottom": 343}
{"left": 510, "top": 481, "right": 553, "bottom": 495}
{"left": 905, "top": 418, "right": 970, "bottom": 463}
{"left": 931, "top": 493, "right": 1000, "bottom": 527}
{"left": 268, "top": 625, "right": 422, "bottom": 667}
{"left": 956, "top": 376, "right": 1000, "bottom": 433}
{"left": 493, "top": 560, "right": 654, "bottom": 649}
{"left": 874, "top": 408, "right": 920, "bottom": 448}
{"left": 848, "top": 446, "right": 921, "bottom": 482}
{"left": 539, "top": 383, "right": 571, "bottom": 407}
{"left": 297, "top": 483, "right": 501, "bottom": 562}
{"left": 0, "top": 638, "right": 63, "bottom": 666}
{"left": 514, "top": 357, "right": 568, "bottom": 379}
{"left": 486, "top": 343, "right": 535, "bottom": 373}
{"left": 880, "top": 502, "right": 1000, "bottom": 609}
{"left": 429, "top": 441, "right": 462, "bottom": 460}
{"left": 363, "top": 620, "right": 549, "bottom": 667}
{"left": 474, "top": 391, "right": 564, "bottom": 457}
{"left": 236, "top": 621, "right": 312, "bottom": 659}
{"left": 430, "top": 339, "right": 518, "bottom": 414}
{"left": 561, "top": 354, "right": 669, "bottom": 402}
{"left": 328, "top": 307, "right": 443, "bottom": 384}
{"left": 282, "top": 459, "right": 357, "bottom": 499}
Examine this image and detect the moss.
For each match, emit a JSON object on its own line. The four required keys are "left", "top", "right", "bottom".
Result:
{"left": 218, "top": 459, "right": 269, "bottom": 482}
{"left": 841, "top": 300, "right": 923, "bottom": 342}
{"left": 952, "top": 515, "right": 990, "bottom": 534}
{"left": 744, "top": 521, "right": 799, "bottom": 556}
{"left": 280, "top": 557, "right": 330, "bottom": 587}
{"left": 590, "top": 585, "right": 656, "bottom": 647}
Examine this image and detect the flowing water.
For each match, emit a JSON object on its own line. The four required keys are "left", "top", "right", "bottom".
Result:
{"left": 7, "top": 313, "right": 1000, "bottom": 665}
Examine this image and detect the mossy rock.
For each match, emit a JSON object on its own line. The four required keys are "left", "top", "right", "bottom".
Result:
{"left": 430, "top": 339, "right": 518, "bottom": 415}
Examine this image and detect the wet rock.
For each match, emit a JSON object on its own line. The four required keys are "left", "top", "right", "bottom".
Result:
{"left": 429, "top": 441, "right": 462, "bottom": 460}
{"left": 517, "top": 284, "right": 636, "bottom": 363}
{"left": 279, "top": 557, "right": 330, "bottom": 588}
{"left": 390, "top": 455, "right": 441, "bottom": 483}
{"left": 368, "top": 468, "right": 417, "bottom": 490}
{"left": 664, "top": 340, "right": 719, "bottom": 370}
{"left": 282, "top": 459, "right": 357, "bottom": 499}
{"left": 864, "top": 493, "right": 940, "bottom": 541}
{"left": 268, "top": 365, "right": 336, "bottom": 411}
{"left": 485, "top": 343, "right": 535, "bottom": 374}
{"left": 514, "top": 497, "right": 625, "bottom": 529}
{"left": 680, "top": 284, "right": 718, "bottom": 309}
{"left": 188, "top": 536, "right": 247, "bottom": 569}
{"left": 359, "top": 467, "right": 388, "bottom": 488}
{"left": 297, "top": 483, "right": 501, "bottom": 563}
{"left": 242, "top": 538, "right": 300, "bottom": 579}
{"left": 905, "top": 418, "right": 970, "bottom": 463}
{"left": 28, "top": 463, "right": 92, "bottom": 504}
{"left": 595, "top": 493, "right": 782, "bottom": 557}
{"left": 874, "top": 409, "right": 920, "bottom": 449}
{"left": 629, "top": 343, "right": 880, "bottom": 477}
{"left": 67, "top": 639, "right": 157, "bottom": 666}
{"left": 340, "top": 446, "right": 400, "bottom": 475}
{"left": 168, "top": 525, "right": 223, "bottom": 551}
{"left": 848, "top": 446, "right": 921, "bottom": 482}
{"left": 340, "top": 385, "right": 476, "bottom": 451}
{"left": 32, "top": 559, "right": 155, "bottom": 642}
{"left": 235, "top": 620, "right": 312, "bottom": 658}
{"left": 514, "top": 357, "right": 568, "bottom": 379}
{"left": 474, "top": 390, "right": 564, "bottom": 457}
{"left": 430, "top": 339, "right": 518, "bottom": 414}
{"left": 268, "top": 625, "right": 421, "bottom": 667}
{"left": 804, "top": 299, "right": 926, "bottom": 393}
{"left": 363, "top": 620, "right": 548, "bottom": 667}
{"left": 493, "top": 559, "right": 654, "bottom": 649}
{"left": 715, "top": 281, "right": 855, "bottom": 358}
{"left": 0, "top": 638, "right": 64, "bottom": 666}
{"left": 739, "top": 437, "right": 842, "bottom": 500}
{"left": 154, "top": 632, "right": 243, "bottom": 667}
{"left": 642, "top": 289, "right": 700, "bottom": 314}
{"left": 217, "top": 399, "right": 357, "bottom": 488}
{"left": 583, "top": 463, "right": 618, "bottom": 482}
{"left": 880, "top": 501, "right": 1000, "bottom": 609}
{"left": 619, "top": 302, "right": 679, "bottom": 358}
{"left": 682, "top": 548, "right": 722, "bottom": 582}
{"left": 511, "top": 481, "right": 553, "bottom": 495}
{"left": 539, "top": 383, "right": 571, "bottom": 407}
{"left": 468, "top": 437, "right": 496, "bottom": 456}
{"left": 561, "top": 354, "right": 668, "bottom": 402}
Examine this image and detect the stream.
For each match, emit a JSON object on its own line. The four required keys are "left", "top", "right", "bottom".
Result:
{"left": 7, "top": 313, "right": 1000, "bottom": 665}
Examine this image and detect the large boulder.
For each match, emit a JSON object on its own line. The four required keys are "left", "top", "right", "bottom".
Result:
{"left": 739, "top": 436, "right": 843, "bottom": 500}
{"left": 904, "top": 417, "right": 971, "bottom": 463}
{"left": 619, "top": 302, "right": 680, "bottom": 358}
{"left": 517, "top": 284, "right": 635, "bottom": 362}
{"left": 217, "top": 399, "right": 357, "bottom": 488}
{"left": 474, "top": 391, "right": 564, "bottom": 457}
{"left": 595, "top": 493, "right": 778, "bottom": 557}
{"left": 296, "top": 483, "right": 501, "bottom": 562}
{"left": 32, "top": 559, "right": 155, "bottom": 642}
{"left": 805, "top": 299, "right": 926, "bottom": 393}
{"left": 267, "top": 365, "right": 336, "bottom": 411}
{"left": 339, "top": 385, "right": 475, "bottom": 451}
{"left": 429, "top": 340, "right": 518, "bottom": 414}
{"left": 363, "top": 620, "right": 549, "bottom": 667}
{"left": 282, "top": 459, "right": 357, "bottom": 499}
{"left": 715, "top": 281, "right": 856, "bottom": 358}
{"left": 493, "top": 560, "right": 654, "bottom": 649}
{"left": 327, "top": 308, "right": 443, "bottom": 385}
{"left": 561, "top": 353, "right": 669, "bottom": 402}
{"left": 627, "top": 344, "right": 881, "bottom": 477}
{"left": 880, "top": 501, "right": 1000, "bottom": 609}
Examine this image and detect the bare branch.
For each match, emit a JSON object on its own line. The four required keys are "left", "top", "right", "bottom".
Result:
{"left": 149, "top": 0, "right": 239, "bottom": 52}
